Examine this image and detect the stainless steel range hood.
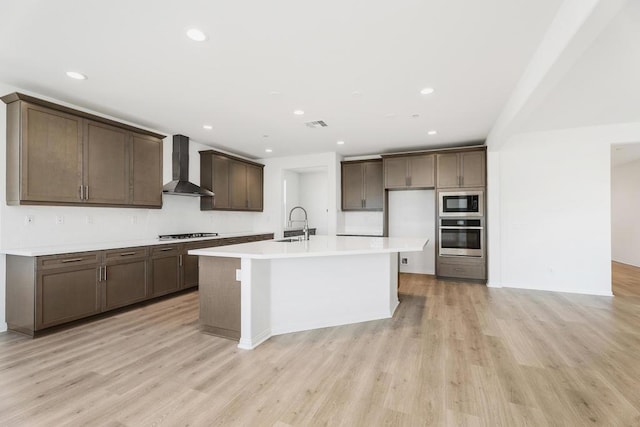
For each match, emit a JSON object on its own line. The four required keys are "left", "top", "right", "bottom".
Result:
{"left": 162, "top": 134, "right": 214, "bottom": 197}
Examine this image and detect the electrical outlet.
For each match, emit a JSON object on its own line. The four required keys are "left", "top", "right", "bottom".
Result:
{"left": 401, "top": 258, "right": 408, "bottom": 265}
{"left": 24, "top": 215, "right": 34, "bottom": 225}
{"left": 85, "top": 216, "right": 93, "bottom": 224}
{"left": 130, "top": 215, "right": 137, "bottom": 225}
{"left": 55, "top": 216, "right": 64, "bottom": 225}
{"left": 235, "top": 269, "right": 242, "bottom": 281}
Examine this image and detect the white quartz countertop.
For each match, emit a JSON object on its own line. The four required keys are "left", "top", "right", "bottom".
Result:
{"left": 1, "top": 231, "right": 274, "bottom": 257}
{"left": 189, "top": 235, "right": 428, "bottom": 260}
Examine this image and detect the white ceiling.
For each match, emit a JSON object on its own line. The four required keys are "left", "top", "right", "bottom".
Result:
{"left": 521, "top": 0, "right": 640, "bottom": 134}
{"left": 0, "top": 0, "right": 562, "bottom": 159}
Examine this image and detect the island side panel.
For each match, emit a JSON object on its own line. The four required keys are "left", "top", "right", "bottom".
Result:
{"left": 238, "top": 258, "right": 272, "bottom": 350}
{"left": 198, "top": 256, "right": 241, "bottom": 340}
{"left": 389, "top": 252, "right": 399, "bottom": 315}
{"left": 269, "top": 252, "right": 396, "bottom": 336}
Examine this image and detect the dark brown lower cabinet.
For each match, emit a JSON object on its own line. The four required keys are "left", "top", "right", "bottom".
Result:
{"left": 102, "top": 247, "right": 149, "bottom": 311}
{"left": 151, "top": 246, "right": 181, "bottom": 297}
{"left": 37, "top": 265, "right": 101, "bottom": 330}
{"left": 5, "top": 233, "right": 274, "bottom": 336}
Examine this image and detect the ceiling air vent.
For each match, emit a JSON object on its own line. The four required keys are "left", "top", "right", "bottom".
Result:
{"left": 305, "top": 120, "right": 328, "bottom": 128}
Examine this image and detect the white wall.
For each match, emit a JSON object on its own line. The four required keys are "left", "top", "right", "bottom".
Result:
{"left": 282, "top": 170, "right": 300, "bottom": 228}
{"left": 487, "top": 126, "right": 617, "bottom": 296}
{"left": 0, "top": 82, "right": 259, "bottom": 331}
{"left": 256, "top": 152, "right": 341, "bottom": 238}
{"left": 388, "top": 190, "right": 435, "bottom": 275}
{"left": 299, "top": 172, "right": 329, "bottom": 235}
{"left": 611, "top": 157, "right": 640, "bottom": 267}
{"left": 340, "top": 212, "right": 384, "bottom": 236}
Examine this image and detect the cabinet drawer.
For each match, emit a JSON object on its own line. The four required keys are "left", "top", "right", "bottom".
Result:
{"left": 151, "top": 245, "right": 180, "bottom": 257}
{"left": 37, "top": 252, "right": 101, "bottom": 270}
{"left": 438, "top": 261, "right": 486, "bottom": 280}
{"left": 105, "top": 247, "right": 148, "bottom": 261}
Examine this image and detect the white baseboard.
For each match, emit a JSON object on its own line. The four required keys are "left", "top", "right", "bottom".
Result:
{"left": 238, "top": 328, "right": 271, "bottom": 350}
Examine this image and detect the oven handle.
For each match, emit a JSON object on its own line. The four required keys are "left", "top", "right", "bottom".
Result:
{"left": 440, "top": 226, "right": 483, "bottom": 230}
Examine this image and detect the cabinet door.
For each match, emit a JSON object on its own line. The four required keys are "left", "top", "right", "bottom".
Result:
{"left": 363, "top": 161, "right": 383, "bottom": 210}
{"left": 408, "top": 154, "right": 435, "bottom": 188}
{"left": 36, "top": 266, "right": 100, "bottom": 329}
{"left": 182, "top": 254, "right": 199, "bottom": 289}
{"left": 460, "top": 151, "right": 485, "bottom": 188}
{"left": 246, "top": 163, "right": 263, "bottom": 211}
{"left": 84, "top": 120, "right": 130, "bottom": 205}
{"left": 21, "top": 103, "right": 83, "bottom": 203}
{"left": 229, "top": 161, "right": 248, "bottom": 209}
{"left": 131, "top": 133, "right": 163, "bottom": 207}
{"left": 383, "top": 157, "right": 408, "bottom": 189}
{"left": 103, "top": 259, "right": 148, "bottom": 311}
{"left": 151, "top": 253, "right": 180, "bottom": 297}
{"left": 436, "top": 153, "right": 460, "bottom": 188}
{"left": 212, "top": 154, "right": 230, "bottom": 209}
{"left": 342, "top": 162, "right": 364, "bottom": 210}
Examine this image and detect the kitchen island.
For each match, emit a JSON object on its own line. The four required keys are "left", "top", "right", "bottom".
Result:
{"left": 189, "top": 235, "right": 428, "bottom": 349}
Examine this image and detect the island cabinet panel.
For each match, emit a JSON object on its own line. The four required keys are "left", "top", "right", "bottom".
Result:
{"left": 341, "top": 159, "right": 383, "bottom": 211}
{"left": 102, "top": 247, "right": 149, "bottom": 311}
{"left": 2, "top": 92, "right": 165, "bottom": 208}
{"left": 199, "top": 257, "right": 241, "bottom": 339}
{"left": 150, "top": 246, "right": 181, "bottom": 297}
{"left": 131, "top": 133, "right": 163, "bottom": 207}
{"left": 436, "top": 149, "right": 485, "bottom": 189}
{"left": 19, "top": 102, "right": 84, "bottom": 203}
{"left": 383, "top": 154, "right": 434, "bottom": 189}
{"left": 84, "top": 120, "right": 130, "bottom": 205}
{"left": 200, "top": 150, "right": 264, "bottom": 211}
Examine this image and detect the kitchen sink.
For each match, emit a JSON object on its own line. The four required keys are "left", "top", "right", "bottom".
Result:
{"left": 274, "top": 238, "right": 300, "bottom": 242}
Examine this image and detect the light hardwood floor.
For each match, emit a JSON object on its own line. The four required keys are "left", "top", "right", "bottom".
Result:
{"left": 612, "top": 260, "right": 640, "bottom": 298}
{"left": 1, "top": 273, "right": 640, "bottom": 426}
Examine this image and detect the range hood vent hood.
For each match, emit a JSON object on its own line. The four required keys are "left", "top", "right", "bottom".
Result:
{"left": 162, "top": 134, "right": 214, "bottom": 197}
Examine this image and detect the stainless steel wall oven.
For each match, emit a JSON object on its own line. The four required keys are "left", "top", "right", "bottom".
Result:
{"left": 439, "top": 218, "right": 483, "bottom": 257}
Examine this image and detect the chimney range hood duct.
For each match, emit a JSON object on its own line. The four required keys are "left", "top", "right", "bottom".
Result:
{"left": 162, "top": 134, "right": 214, "bottom": 197}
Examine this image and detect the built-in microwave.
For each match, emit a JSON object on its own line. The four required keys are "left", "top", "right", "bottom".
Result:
{"left": 439, "top": 190, "right": 483, "bottom": 217}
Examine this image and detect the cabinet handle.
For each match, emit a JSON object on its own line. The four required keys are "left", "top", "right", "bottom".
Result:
{"left": 61, "top": 258, "right": 84, "bottom": 263}
{"left": 159, "top": 247, "right": 174, "bottom": 252}
{"left": 119, "top": 252, "right": 137, "bottom": 256}
{"left": 179, "top": 255, "right": 183, "bottom": 267}
{"left": 97, "top": 267, "right": 102, "bottom": 282}
{"left": 79, "top": 185, "right": 84, "bottom": 200}
{"left": 103, "top": 266, "right": 107, "bottom": 281}
{"left": 85, "top": 186, "right": 89, "bottom": 200}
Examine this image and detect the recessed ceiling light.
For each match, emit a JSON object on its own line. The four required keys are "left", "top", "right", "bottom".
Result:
{"left": 336, "top": 140, "right": 345, "bottom": 145}
{"left": 427, "top": 130, "right": 438, "bottom": 135}
{"left": 351, "top": 91, "right": 362, "bottom": 97}
{"left": 186, "top": 28, "right": 207, "bottom": 42}
{"left": 420, "top": 87, "right": 434, "bottom": 95}
{"left": 293, "top": 110, "right": 305, "bottom": 115}
{"left": 385, "top": 113, "right": 397, "bottom": 119}
{"left": 66, "top": 71, "right": 87, "bottom": 80}
{"left": 203, "top": 125, "right": 213, "bottom": 130}
{"left": 411, "top": 114, "right": 420, "bottom": 119}
{"left": 269, "top": 91, "right": 281, "bottom": 96}
{"left": 265, "top": 148, "right": 273, "bottom": 153}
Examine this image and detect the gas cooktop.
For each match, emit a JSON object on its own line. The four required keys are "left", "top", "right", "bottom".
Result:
{"left": 158, "top": 232, "right": 219, "bottom": 241}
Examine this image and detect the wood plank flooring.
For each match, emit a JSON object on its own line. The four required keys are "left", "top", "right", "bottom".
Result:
{"left": 612, "top": 260, "right": 640, "bottom": 298}
{"left": 1, "top": 272, "right": 640, "bottom": 426}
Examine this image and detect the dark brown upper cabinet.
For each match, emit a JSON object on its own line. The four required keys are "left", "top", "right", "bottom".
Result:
{"left": 341, "top": 160, "right": 383, "bottom": 211}
{"left": 436, "top": 149, "right": 485, "bottom": 188}
{"left": 200, "top": 150, "right": 264, "bottom": 212}
{"left": 383, "top": 154, "right": 435, "bottom": 189}
{"left": 2, "top": 93, "right": 165, "bottom": 208}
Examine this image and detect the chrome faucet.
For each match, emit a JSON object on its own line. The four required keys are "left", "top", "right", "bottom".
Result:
{"left": 288, "top": 206, "right": 310, "bottom": 240}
